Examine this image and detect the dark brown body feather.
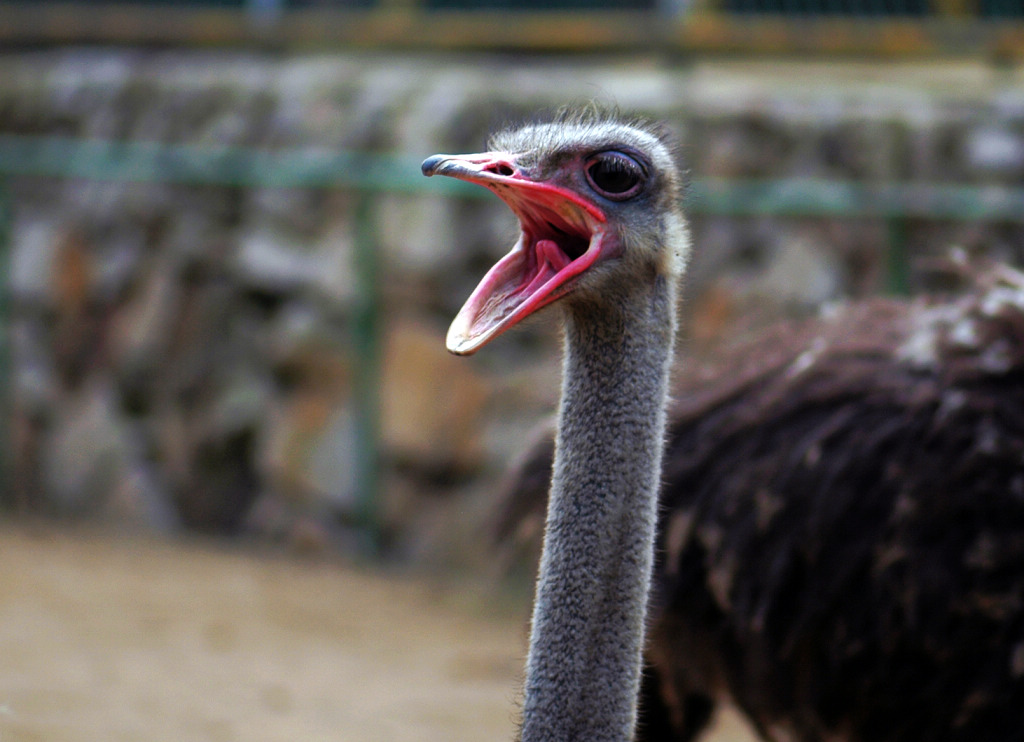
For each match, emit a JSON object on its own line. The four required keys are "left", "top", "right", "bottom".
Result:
{"left": 494, "top": 264, "right": 1024, "bottom": 742}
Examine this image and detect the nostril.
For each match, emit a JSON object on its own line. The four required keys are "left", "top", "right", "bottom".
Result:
{"left": 486, "top": 163, "right": 515, "bottom": 177}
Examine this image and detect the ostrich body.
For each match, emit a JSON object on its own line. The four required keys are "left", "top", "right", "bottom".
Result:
{"left": 423, "top": 110, "right": 689, "bottom": 741}
{"left": 496, "top": 264, "right": 1024, "bottom": 742}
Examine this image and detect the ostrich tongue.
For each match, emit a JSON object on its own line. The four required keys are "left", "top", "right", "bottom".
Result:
{"left": 421, "top": 151, "right": 610, "bottom": 355}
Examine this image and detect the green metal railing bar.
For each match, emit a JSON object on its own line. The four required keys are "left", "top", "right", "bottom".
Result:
{"left": 0, "top": 135, "right": 478, "bottom": 196}
{"left": 0, "top": 179, "right": 10, "bottom": 508}
{"left": 351, "top": 192, "right": 382, "bottom": 555}
{"left": 692, "top": 177, "right": 1024, "bottom": 221}
{"left": 2, "top": 134, "right": 1024, "bottom": 548}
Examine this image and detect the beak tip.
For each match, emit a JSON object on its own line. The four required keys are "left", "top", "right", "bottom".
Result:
{"left": 446, "top": 324, "right": 480, "bottom": 356}
{"left": 421, "top": 154, "right": 445, "bottom": 177}
{"left": 445, "top": 336, "right": 472, "bottom": 356}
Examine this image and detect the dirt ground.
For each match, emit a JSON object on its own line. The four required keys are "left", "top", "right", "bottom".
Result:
{"left": 0, "top": 528, "right": 755, "bottom": 742}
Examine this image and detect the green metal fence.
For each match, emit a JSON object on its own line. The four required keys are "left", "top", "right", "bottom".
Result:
{"left": 1, "top": 135, "right": 1024, "bottom": 551}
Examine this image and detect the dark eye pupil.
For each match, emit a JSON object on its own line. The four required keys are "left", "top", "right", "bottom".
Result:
{"left": 587, "top": 154, "right": 642, "bottom": 196}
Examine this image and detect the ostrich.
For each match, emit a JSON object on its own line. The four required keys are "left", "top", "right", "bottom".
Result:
{"left": 495, "top": 260, "right": 1024, "bottom": 741}
{"left": 422, "top": 108, "right": 689, "bottom": 741}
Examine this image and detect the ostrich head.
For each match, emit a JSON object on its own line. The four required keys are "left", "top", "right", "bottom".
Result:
{"left": 422, "top": 110, "right": 689, "bottom": 355}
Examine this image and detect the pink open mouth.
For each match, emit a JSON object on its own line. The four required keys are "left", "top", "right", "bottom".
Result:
{"left": 422, "top": 152, "right": 611, "bottom": 355}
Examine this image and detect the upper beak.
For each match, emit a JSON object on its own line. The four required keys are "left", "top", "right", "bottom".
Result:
{"left": 422, "top": 151, "right": 521, "bottom": 185}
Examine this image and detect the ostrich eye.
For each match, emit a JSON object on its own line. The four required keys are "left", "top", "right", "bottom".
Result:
{"left": 585, "top": 152, "right": 645, "bottom": 199}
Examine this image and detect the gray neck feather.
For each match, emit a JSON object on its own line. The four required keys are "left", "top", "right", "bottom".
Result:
{"left": 520, "top": 273, "right": 678, "bottom": 742}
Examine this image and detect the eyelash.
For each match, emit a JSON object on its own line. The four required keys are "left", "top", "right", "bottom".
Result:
{"left": 585, "top": 152, "right": 646, "bottom": 200}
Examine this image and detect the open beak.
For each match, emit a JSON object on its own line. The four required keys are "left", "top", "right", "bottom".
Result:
{"left": 422, "top": 151, "right": 611, "bottom": 355}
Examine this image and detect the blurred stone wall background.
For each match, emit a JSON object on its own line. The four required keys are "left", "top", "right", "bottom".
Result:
{"left": 2, "top": 49, "right": 1023, "bottom": 563}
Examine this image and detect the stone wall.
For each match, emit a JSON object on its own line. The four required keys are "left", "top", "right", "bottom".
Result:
{"left": 2, "top": 49, "right": 1023, "bottom": 561}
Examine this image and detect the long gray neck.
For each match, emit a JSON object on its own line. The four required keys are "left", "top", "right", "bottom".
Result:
{"left": 520, "top": 273, "right": 678, "bottom": 742}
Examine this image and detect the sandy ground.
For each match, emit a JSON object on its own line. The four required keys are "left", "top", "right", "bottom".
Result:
{"left": 0, "top": 528, "right": 755, "bottom": 742}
